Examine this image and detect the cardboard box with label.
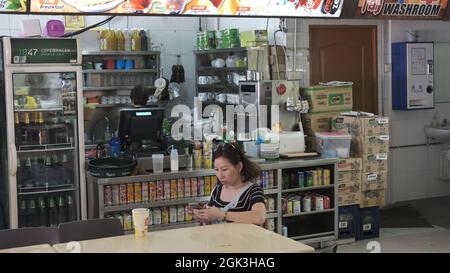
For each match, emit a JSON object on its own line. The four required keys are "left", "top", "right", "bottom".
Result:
{"left": 361, "top": 171, "right": 388, "bottom": 191}
{"left": 362, "top": 153, "right": 388, "bottom": 172}
{"left": 338, "top": 182, "right": 361, "bottom": 206}
{"left": 332, "top": 115, "right": 389, "bottom": 136}
{"left": 337, "top": 157, "right": 362, "bottom": 171}
{"left": 303, "top": 111, "right": 348, "bottom": 135}
{"left": 240, "top": 30, "right": 268, "bottom": 47}
{"left": 360, "top": 190, "right": 385, "bottom": 208}
{"left": 301, "top": 85, "right": 353, "bottom": 113}
{"left": 352, "top": 135, "right": 390, "bottom": 156}
{"left": 338, "top": 170, "right": 362, "bottom": 183}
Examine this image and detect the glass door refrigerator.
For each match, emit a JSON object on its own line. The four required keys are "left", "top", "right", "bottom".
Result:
{"left": 0, "top": 37, "right": 86, "bottom": 229}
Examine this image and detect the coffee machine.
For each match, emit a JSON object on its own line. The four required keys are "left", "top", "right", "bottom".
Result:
{"left": 239, "top": 80, "right": 305, "bottom": 132}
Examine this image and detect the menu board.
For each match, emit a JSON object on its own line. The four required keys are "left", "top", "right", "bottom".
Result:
{"left": 355, "top": 0, "right": 448, "bottom": 19}
{"left": 29, "top": 0, "right": 344, "bottom": 17}
{"left": 0, "top": 0, "right": 28, "bottom": 12}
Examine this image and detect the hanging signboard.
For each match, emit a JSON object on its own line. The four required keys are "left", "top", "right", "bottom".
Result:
{"left": 0, "top": 0, "right": 28, "bottom": 12}
{"left": 29, "top": 0, "right": 345, "bottom": 17}
{"left": 355, "top": 0, "right": 448, "bottom": 19}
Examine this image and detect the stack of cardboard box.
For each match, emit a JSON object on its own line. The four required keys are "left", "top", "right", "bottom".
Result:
{"left": 337, "top": 158, "right": 362, "bottom": 206}
{"left": 269, "top": 46, "right": 286, "bottom": 80}
{"left": 332, "top": 116, "right": 389, "bottom": 208}
{"left": 300, "top": 84, "right": 353, "bottom": 152}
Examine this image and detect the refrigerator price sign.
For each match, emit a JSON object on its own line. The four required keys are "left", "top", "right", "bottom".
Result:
{"left": 10, "top": 39, "right": 78, "bottom": 64}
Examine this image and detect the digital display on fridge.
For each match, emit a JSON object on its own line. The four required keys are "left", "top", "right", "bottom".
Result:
{"left": 29, "top": 0, "right": 344, "bottom": 18}
{"left": 0, "top": 0, "right": 28, "bottom": 13}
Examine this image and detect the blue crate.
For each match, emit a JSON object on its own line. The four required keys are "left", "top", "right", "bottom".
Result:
{"left": 357, "top": 206, "right": 380, "bottom": 241}
{"left": 338, "top": 205, "right": 359, "bottom": 239}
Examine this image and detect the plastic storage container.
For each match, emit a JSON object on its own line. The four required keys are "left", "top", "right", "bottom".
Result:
{"left": 315, "top": 132, "right": 351, "bottom": 158}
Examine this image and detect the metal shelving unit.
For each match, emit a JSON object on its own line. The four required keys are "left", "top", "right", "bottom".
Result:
{"left": 88, "top": 158, "right": 338, "bottom": 245}
{"left": 83, "top": 69, "right": 158, "bottom": 74}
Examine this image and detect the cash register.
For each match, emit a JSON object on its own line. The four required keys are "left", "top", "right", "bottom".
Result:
{"left": 118, "top": 107, "right": 165, "bottom": 157}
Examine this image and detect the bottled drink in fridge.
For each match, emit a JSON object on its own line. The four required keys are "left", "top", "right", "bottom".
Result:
{"left": 32, "top": 155, "right": 42, "bottom": 187}
{"left": 27, "top": 199, "right": 38, "bottom": 227}
{"left": 57, "top": 195, "right": 66, "bottom": 224}
{"left": 19, "top": 199, "right": 27, "bottom": 227}
{"left": 48, "top": 197, "right": 58, "bottom": 227}
{"left": 66, "top": 194, "right": 76, "bottom": 222}
{"left": 62, "top": 153, "right": 72, "bottom": 185}
{"left": 140, "top": 29, "right": 148, "bottom": 51}
{"left": 17, "top": 158, "right": 23, "bottom": 189}
{"left": 44, "top": 155, "right": 53, "bottom": 186}
{"left": 24, "top": 157, "right": 32, "bottom": 188}
{"left": 37, "top": 197, "right": 48, "bottom": 227}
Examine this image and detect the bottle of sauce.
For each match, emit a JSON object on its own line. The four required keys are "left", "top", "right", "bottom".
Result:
{"left": 131, "top": 29, "right": 142, "bottom": 51}
{"left": 115, "top": 29, "right": 125, "bottom": 51}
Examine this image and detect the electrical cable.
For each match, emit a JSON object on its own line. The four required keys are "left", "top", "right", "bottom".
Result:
{"left": 62, "top": 16, "right": 117, "bottom": 37}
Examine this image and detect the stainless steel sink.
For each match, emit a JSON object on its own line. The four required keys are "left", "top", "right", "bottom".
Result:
{"left": 424, "top": 125, "right": 450, "bottom": 141}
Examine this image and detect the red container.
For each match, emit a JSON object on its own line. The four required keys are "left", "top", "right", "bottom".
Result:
{"left": 103, "top": 59, "right": 116, "bottom": 70}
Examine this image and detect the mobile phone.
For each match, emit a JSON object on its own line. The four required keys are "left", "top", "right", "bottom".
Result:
{"left": 188, "top": 202, "right": 205, "bottom": 209}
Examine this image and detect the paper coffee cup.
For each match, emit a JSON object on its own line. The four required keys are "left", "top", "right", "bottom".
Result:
{"left": 132, "top": 208, "right": 149, "bottom": 237}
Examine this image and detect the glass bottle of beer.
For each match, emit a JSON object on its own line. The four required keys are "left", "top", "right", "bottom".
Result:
{"left": 27, "top": 199, "right": 38, "bottom": 227}
{"left": 62, "top": 153, "right": 72, "bottom": 185}
{"left": 66, "top": 194, "right": 76, "bottom": 222}
{"left": 57, "top": 195, "right": 66, "bottom": 224}
{"left": 32, "top": 155, "right": 41, "bottom": 187}
{"left": 48, "top": 197, "right": 58, "bottom": 227}
{"left": 15, "top": 112, "right": 21, "bottom": 144}
{"left": 37, "top": 197, "right": 48, "bottom": 227}
{"left": 19, "top": 199, "right": 27, "bottom": 228}
{"left": 44, "top": 155, "right": 52, "bottom": 187}
{"left": 16, "top": 158, "right": 23, "bottom": 189}
{"left": 24, "top": 157, "right": 32, "bottom": 188}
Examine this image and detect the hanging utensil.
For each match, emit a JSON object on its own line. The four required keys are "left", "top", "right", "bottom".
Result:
{"left": 170, "top": 55, "right": 185, "bottom": 83}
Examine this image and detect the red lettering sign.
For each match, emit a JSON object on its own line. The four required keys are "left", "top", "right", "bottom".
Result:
{"left": 361, "top": 0, "right": 385, "bottom": 16}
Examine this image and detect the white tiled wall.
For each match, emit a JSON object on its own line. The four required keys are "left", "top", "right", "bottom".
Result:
{"left": 286, "top": 19, "right": 450, "bottom": 204}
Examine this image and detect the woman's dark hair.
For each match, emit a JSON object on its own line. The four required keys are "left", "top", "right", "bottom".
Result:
{"left": 213, "top": 143, "right": 260, "bottom": 182}
{"left": 130, "top": 85, "right": 150, "bottom": 106}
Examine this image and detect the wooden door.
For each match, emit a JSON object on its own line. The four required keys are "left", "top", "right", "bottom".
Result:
{"left": 310, "top": 25, "right": 378, "bottom": 114}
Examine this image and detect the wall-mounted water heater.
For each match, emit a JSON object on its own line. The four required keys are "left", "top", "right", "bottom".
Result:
{"left": 392, "top": 42, "right": 434, "bottom": 110}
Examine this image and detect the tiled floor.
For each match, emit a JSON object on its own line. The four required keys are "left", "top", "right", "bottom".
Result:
{"left": 337, "top": 196, "right": 450, "bottom": 253}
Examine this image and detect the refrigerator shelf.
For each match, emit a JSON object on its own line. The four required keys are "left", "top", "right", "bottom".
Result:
{"left": 17, "top": 144, "right": 75, "bottom": 153}
{"left": 18, "top": 185, "right": 77, "bottom": 195}
{"left": 15, "top": 108, "right": 64, "bottom": 112}
{"left": 20, "top": 123, "right": 67, "bottom": 130}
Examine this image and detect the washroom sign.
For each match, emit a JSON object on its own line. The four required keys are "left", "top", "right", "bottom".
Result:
{"left": 355, "top": 0, "right": 448, "bottom": 19}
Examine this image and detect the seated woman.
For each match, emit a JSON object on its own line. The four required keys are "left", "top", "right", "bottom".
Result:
{"left": 191, "top": 143, "right": 266, "bottom": 225}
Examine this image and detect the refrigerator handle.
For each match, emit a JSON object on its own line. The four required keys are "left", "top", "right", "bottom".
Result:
{"left": 8, "top": 144, "right": 17, "bottom": 176}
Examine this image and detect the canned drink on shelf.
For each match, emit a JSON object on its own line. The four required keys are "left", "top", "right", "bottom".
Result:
{"left": 287, "top": 199, "right": 293, "bottom": 215}
{"left": 315, "top": 196, "right": 324, "bottom": 211}
{"left": 150, "top": 181, "right": 157, "bottom": 201}
{"left": 104, "top": 185, "right": 112, "bottom": 206}
{"left": 127, "top": 184, "right": 134, "bottom": 204}
{"left": 211, "top": 176, "right": 218, "bottom": 188}
{"left": 177, "top": 179, "right": 184, "bottom": 199}
{"left": 290, "top": 172, "right": 297, "bottom": 188}
{"left": 302, "top": 196, "right": 311, "bottom": 212}
{"left": 134, "top": 183, "right": 142, "bottom": 203}
{"left": 305, "top": 171, "right": 313, "bottom": 187}
{"left": 119, "top": 184, "right": 127, "bottom": 205}
{"left": 323, "top": 169, "right": 331, "bottom": 185}
{"left": 169, "top": 206, "right": 177, "bottom": 223}
{"left": 148, "top": 208, "right": 153, "bottom": 226}
{"left": 184, "top": 178, "right": 191, "bottom": 198}
{"left": 156, "top": 181, "right": 163, "bottom": 201}
{"left": 123, "top": 213, "right": 133, "bottom": 231}
{"left": 170, "top": 179, "right": 178, "bottom": 199}
{"left": 198, "top": 177, "right": 205, "bottom": 196}
{"left": 264, "top": 171, "right": 270, "bottom": 189}
{"left": 204, "top": 176, "right": 211, "bottom": 195}
{"left": 282, "top": 226, "right": 288, "bottom": 237}
{"left": 316, "top": 169, "right": 323, "bottom": 186}
{"left": 267, "top": 197, "right": 275, "bottom": 212}
{"left": 282, "top": 174, "right": 289, "bottom": 189}
{"left": 282, "top": 198, "right": 288, "bottom": 214}
{"left": 112, "top": 185, "right": 120, "bottom": 205}
{"left": 161, "top": 207, "right": 169, "bottom": 225}
{"left": 323, "top": 196, "right": 331, "bottom": 209}
{"left": 116, "top": 214, "right": 124, "bottom": 229}
{"left": 297, "top": 171, "right": 305, "bottom": 188}
{"left": 312, "top": 170, "right": 319, "bottom": 187}
{"left": 293, "top": 199, "right": 301, "bottom": 214}
{"left": 265, "top": 219, "right": 275, "bottom": 232}
{"left": 185, "top": 205, "right": 193, "bottom": 221}
{"left": 163, "top": 180, "right": 170, "bottom": 200}
{"left": 153, "top": 208, "right": 162, "bottom": 225}
{"left": 177, "top": 205, "right": 185, "bottom": 222}
{"left": 268, "top": 171, "right": 274, "bottom": 188}
{"left": 142, "top": 182, "right": 149, "bottom": 202}
{"left": 191, "top": 177, "right": 198, "bottom": 197}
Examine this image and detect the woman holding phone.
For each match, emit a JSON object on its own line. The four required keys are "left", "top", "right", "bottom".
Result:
{"left": 190, "top": 143, "right": 266, "bottom": 225}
